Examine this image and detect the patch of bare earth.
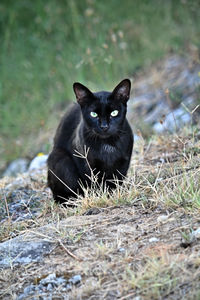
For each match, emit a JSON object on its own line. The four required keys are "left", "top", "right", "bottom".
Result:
{"left": 1, "top": 133, "right": 200, "bottom": 299}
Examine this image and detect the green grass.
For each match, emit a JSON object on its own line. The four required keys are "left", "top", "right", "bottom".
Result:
{"left": 0, "top": 0, "right": 200, "bottom": 163}
{"left": 165, "top": 172, "right": 200, "bottom": 210}
{"left": 126, "top": 257, "right": 178, "bottom": 299}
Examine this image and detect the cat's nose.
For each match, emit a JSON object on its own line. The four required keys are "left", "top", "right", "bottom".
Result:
{"left": 100, "top": 124, "right": 109, "bottom": 132}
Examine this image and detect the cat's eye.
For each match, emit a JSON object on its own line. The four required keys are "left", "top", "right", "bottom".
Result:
{"left": 90, "top": 111, "right": 98, "bottom": 118}
{"left": 110, "top": 110, "right": 119, "bottom": 117}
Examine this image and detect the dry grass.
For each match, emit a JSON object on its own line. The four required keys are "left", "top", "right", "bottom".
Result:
{"left": 1, "top": 131, "right": 200, "bottom": 299}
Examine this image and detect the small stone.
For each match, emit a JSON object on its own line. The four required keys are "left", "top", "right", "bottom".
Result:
{"left": 157, "top": 215, "right": 168, "bottom": 223}
{"left": 47, "top": 283, "right": 53, "bottom": 291}
{"left": 40, "top": 273, "right": 56, "bottom": 285}
{"left": 118, "top": 247, "right": 125, "bottom": 252}
{"left": 56, "top": 277, "right": 66, "bottom": 285}
{"left": 69, "top": 274, "right": 82, "bottom": 285}
{"left": 35, "top": 285, "right": 41, "bottom": 291}
{"left": 149, "top": 237, "right": 159, "bottom": 243}
{"left": 23, "top": 284, "right": 35, "bottom": 294}
{"left": 65, "top": 283, "right": 72, "bottom": 291}
{"left": 192, "top": 228, "right": 200, "bottom": 239}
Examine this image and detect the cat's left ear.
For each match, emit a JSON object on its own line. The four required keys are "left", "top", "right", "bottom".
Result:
{"left": 111, "top": 79, "right": 131, "bottom": 104}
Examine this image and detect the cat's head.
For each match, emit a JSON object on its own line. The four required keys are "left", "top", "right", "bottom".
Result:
{"left": 73, "top": 79, "right": 131, "bottom": 138}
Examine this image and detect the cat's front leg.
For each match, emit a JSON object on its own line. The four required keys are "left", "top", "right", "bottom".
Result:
{"left": 47, "top": 149, "right": 83, "bottom": 203}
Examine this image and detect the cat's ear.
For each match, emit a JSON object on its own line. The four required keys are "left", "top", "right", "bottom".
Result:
{"left": 73, "top": 82, "right": 94, "bottom": 106}
{"left": 111, "top": 79, "right": 131, "bottom": 104}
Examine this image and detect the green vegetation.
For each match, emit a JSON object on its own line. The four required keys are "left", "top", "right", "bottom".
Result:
{"left": 0, "top": 0, "right": 200, "bottom": 163}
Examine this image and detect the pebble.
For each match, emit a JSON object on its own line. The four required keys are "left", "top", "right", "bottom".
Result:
{"left": 157, "top": 215, "right": 169, "bottom": 223}
{"left": 23, "top": 285, "right": 35, "bottom": 294}
{"left": 69, "top": 274, "right": 82, "bottom": 285}
{"left": 40, "top": 273, "right": 57, "bottom": 285}
{"left": 191, "top": 228, "right": 200, "bottom": 239}
{"left": 17, "top": 273, "right": 82, "bottom": 299}
{"left": 118, "top": 247, "right": 126, "bottom": 252}
{"left": 47, "top": 283, "right": 53, "bottom": 291}
{"left": 149, "top": 237, "right": 159, "bottom": 243}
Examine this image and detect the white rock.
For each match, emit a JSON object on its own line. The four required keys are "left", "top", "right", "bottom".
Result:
{"left": 192, "top": 228, "right": 200, "bottom": 239}
{"left": 29, "top": 154, "right": 48, "bottom": 171}
{"left": 149, "top": 237, "right": 159, "bottom": 243}
{"left": 157, "top": 215, "right": 169, "bottom": 223}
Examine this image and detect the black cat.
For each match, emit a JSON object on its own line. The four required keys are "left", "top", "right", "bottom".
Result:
{"left": 47, "top": 79, "right": 133, "bottom": 203}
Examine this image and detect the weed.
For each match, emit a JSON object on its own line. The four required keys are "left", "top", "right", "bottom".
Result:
{"left": 126, "top": 257, "right": 178, "bottom": 299}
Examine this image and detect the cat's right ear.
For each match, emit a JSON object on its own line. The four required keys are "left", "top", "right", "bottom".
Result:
{"left": 73, "top": 82, "right": 93, "bottom": 106}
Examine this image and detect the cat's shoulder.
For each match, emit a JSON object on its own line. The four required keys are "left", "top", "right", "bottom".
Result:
{"left": 60, "top": 102, "right": 81, "bottom": 122}
{"left": 64, "top": 102, "right": 80, "bottom": 115}
{"left": 55, "top": 102, "right": 81, "bottom": 133}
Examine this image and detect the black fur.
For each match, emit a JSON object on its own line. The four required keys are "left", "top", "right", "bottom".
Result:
{"left": 47, "top": 79, "right": 133, "bottom": 203}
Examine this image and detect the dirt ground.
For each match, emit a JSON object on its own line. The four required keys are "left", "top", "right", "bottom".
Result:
{"left": 1, "top": 133, "right": 200, "bottom": 299}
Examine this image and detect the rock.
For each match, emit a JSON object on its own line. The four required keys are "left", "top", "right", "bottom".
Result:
{"left": 40, "top": 273, "right": 67, "bottom": 287}
{"left": 69, "top": 274, "right": 82, "bottom": 285}
{"left": 143, "top": 100, "right": 170, "bottom": 125}
{"left": 0, "top": 187, "right": 44, "bottom": 223}
{"left": 47, "top": 283, "right": 53, "bottom": 291}
{"left": 128, "top": 54, "right": 200, "bottom": 134}
{"left": 3, "top": 158, "right": 29, "bottom": 177}
{"left": 23, "top": 285, "right": 36, "bottom": 295}
{"left": 118, "top": 247, "right": 126, "bottom": 252}
{"left": 149, "top": 237, "right": 159, "bottom": 243}
{"left": 153, "top": 106, "right": 191, "bottom": 133}
{"left": 191, "top": 228, "right": 200, "bottom": 239}
{"left": 157, "top": 215, "right": 169, "bottom": 223}
{"left": 29, "top": 154, "right": 48, "bottom": 172}
{"left": 84, "top": 207, "right": 101, "bottom": 215}
{"left": 0, "top": 235, "right": 53, "bottom": 268}
{"left": 17, "top": 273, "right": 81, "bottom": 299}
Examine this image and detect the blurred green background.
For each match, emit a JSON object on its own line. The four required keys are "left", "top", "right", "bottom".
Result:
{"left": 0, "top": 0, "right": 200, "bottom": 167}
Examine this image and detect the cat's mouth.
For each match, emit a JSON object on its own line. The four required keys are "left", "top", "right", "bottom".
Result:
{"left": 92, "top": 128, "right": 115, "bottom": 139}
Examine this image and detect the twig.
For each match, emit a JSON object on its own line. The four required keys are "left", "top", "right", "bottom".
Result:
{"left": 3, "top": 193, "right": 10, "bottom": 220}
{"left": 58, "top": 239, "right": 82, "bottom": 261}
{"left": 165, "top": 88, "right": 178, "bottom": 132}
{"left": 120, "top": 292, "right": 137, "bottom": 300}
{"left": 49, "top": 169, "right": 79, "bottom": 197}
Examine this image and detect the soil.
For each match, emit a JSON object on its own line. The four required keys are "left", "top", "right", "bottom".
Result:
{"left": 0, "top": 134, "right": 200, "bottom": 300}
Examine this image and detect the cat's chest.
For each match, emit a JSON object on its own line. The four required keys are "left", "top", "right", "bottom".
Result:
{"left": 101, "top": 144, "right": 117, "bottom": 154}
{"left": 88, "top": 143, "right": 121, "bottom": 169}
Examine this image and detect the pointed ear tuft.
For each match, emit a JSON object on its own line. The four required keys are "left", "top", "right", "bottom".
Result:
{"left": 73, "top": 82, "right": 93, "bottom": 106}
{"left": 112, "top": 79, "right": 131, "bottom": 103}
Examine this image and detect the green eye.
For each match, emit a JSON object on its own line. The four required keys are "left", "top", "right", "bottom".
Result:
{"left": 90, "top": 111, "right": 98, "bottom": 118}
{"left": 111, "top": 110, "right": 119, "bottom": 117}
